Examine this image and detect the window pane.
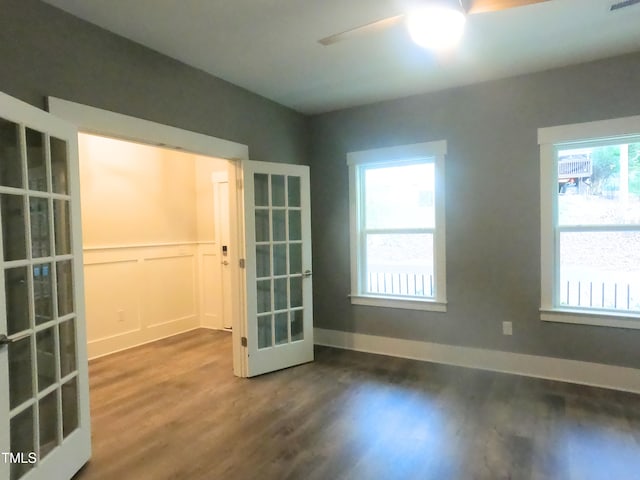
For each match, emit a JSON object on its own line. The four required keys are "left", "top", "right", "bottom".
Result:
{"left": 257, "top": 315, "right": 272, "bottom": 349}
{"left": 10, "top": 406, "right": 35, "bottom": 480}
{"left": 254, "top": 174, "right": 269, "bottom": 207}
{"left": 36, "top": 327, "right": 57, "bottom": 392}
{"left": 271, "top": 175, "right": 285, "bottom": 207}
{"left": 5, "top": 267, "right": 30, "bottom": 335}
{"left": 1, "top": 194, "right": 27, "bottom": 261}
{"left": 57, "top": 260, "right": 74, "bottom": 316}
{"left": 0, "top": 118, "right": 22, "bottom": 188}
{"left": 272, "top": 210, "right": 286, "bottom": 241}
{"left": 364, "top": 162, "right": 435, "bottom": 229}
{"left": 274, "top": 312, "right": 288, "bottom": 345}
{"left": 9, "top": 336, "right": 33, "bottom": 409}
{"left": 30, "top": 196, "right": 51, "bottom": 258}
{"left": 254, "top": 209, "right": 269, "bottom": 242}
{"left": 39, "top": 391, "right": 59, "bottom": 459}
{"left": 59, "top": 318, "right": 77, "bottom": 377}
{"left": 50, "top": 137, "right": 69, "bottom": 194}
{"left": 257, "top": 279, "right": 271, "bottom": 313}
{"left": 366, "top": 233, "right": 434, "bottom": 298}
{"left": 288, "top": 176, "right": 301, "bottom": 207}
{"left": 54, "top": 199, "right": 72, "bottom": 255}
{"left": 256, "top": 244, "right": 270, "bottom": 278}
{"left": 62, "top": 377, "right": 79, "bottom": 438}
{"left": 558, "top": 143, "right": 640, "bottom": 226}
{"left": 291, "top": 310, "right": 304, "bottom": 342}
{"left": 33, "top": 263, "right": 54, "bottom": 325}
{"left": 273, "top": 244, "right": 286, "bottom": 276}
{"left": 559, "top": 231, "right": 640, "bottom": 312}
{"left": 26, "top": 128, "right": 47, "bottom": 191}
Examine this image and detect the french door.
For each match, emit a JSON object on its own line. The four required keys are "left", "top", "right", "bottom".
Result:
{"left": 241, "top": 160, "right": 313, "bottom": 377}
{"left": 0, "top": 92, "right": 90, "bottom": 479}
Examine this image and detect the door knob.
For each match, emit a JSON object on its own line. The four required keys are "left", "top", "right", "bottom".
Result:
{"left": 303, "top": 270, "right": 312, "bottom": 278}
{"left": 222, "top": 260, "right": 229, "bottom": 266}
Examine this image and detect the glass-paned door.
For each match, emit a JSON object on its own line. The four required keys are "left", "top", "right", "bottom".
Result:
{"left": 241, "top": 160, "right": 313, "bottom": 377}
{"left": 0, "top": 92, "right": 90, "bottom": 480}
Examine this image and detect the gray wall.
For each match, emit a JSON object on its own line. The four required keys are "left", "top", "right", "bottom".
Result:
{"left": 0, "top": 0, "right": 308, "bottom": 165}
{"left": 309, "top": 51, "right": 640, "bottom": 369}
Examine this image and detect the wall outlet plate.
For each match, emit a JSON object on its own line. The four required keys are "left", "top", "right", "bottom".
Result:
{"left": 502, "top": 321, "right": 513, "bottom": 336}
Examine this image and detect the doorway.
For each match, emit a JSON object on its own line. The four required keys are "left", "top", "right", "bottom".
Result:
{"left": 77, "top": 133, "right": 235, "bottom": 359}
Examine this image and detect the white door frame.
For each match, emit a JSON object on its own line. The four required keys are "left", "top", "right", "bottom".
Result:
{"left": 47, "top": 97, "right": 249, "bottom": 377}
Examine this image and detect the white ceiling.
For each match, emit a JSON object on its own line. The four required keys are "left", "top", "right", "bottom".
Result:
{"left": 42, "top": 0, "right": 640, "bottom": 114}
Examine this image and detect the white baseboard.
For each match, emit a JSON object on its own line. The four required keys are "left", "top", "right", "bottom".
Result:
{"left": 314, "top": 328, "right": 640, "bottom": 394}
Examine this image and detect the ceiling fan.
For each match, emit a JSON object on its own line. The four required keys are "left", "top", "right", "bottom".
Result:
{"left": 318, "top": 0, "right": 553, "bottom": 49}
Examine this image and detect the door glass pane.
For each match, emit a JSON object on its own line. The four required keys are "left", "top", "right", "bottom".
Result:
{"left": 5, "top": 267, "right": 30, "bottom": 335}
{"left": 274, "top": 278, "right": 287, "bottom": 311}
{"left": 34, "top": 264, "right": 53, "bottom": 325}
{"left": 10, "top": 406, "right": 35, "bottom": 480}
{"left": 59, "top": 318, "right": 77, "bottom": 377}
{"left": 26, "top": 128, "right": 47, "bottom": 191}
{"left": 257, "top": 279, "right": 271, "bottom": 313}
{"left": 257, "top": 315, "right": 272, "bottom": 349}
{"left": 56, "top": 260, "right": 74, "bottom": 316}
{"left": 289, "top": 210, "right": 301, "bottom": 241}
{"left": 54, "top": 199, "right": 71, "bottom": 255}
{"left": 0, "top": 118, "right": 22, "bottom": 188}
{"left": 274, "top": 312, "right": 288, "bottom": 345}
{"left": 273, "top": 244, "right": 286, "bottom": 276}
{"left": 272, "top": 210, "right": 286, "bottom": 241}
{"left": 255, "top": 209, "right": 269, "bottom": 242}
{"left": 288, "top": 176, "right": 301, "bottom": 207}
{"left": 37, "top": 327, "right": 57, "bottom": 392}
{"left": 271, "top": 175, "right": 285, "bottom": 207}
{"left": 254, "top": 173, "right": 269, "bottom": 207}
{"left": 290, "top": 277, "right": 302, "bottom": 308}
{"left": 291, "top": 310, "right": 304, "bottom": 342}
{"left": 39, "top": 390, "right": 59, "bottom": 459}
{"left": 1, "top": 193, "right": 27, "bottom": 261}
{"left": 9, "top": 336, "right": 33, "bottom": 409}
{"left": 62, "top": 377, "right": 79, "bottom": 438}
{"left": 50, "top": 137, "right": 68, "bottom": 194}
{"left": 256, "top": 245, "right": 270, "bottom": 278}
{"left": 30, "top": 196, "right": 51, "bottom": 258}
{"left": 289, "top": 243, "right": 302, "bottom": 275}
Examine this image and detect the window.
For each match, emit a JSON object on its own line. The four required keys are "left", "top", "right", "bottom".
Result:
{"left": 539, "top": 115, "right": 640, "bottom": 329}
{"left": 347, "top": 141, "right": 446, "bottom": 311}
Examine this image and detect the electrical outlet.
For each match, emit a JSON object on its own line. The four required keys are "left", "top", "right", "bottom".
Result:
{"left": 118, "top": 309, "right": 125, "bottom": 322}
{"left": 502, "top": 321, "right": 513, "bottom": 336}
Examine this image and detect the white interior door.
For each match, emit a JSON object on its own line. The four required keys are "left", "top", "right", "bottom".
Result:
{"left": 213, "top": 177, "right": 233, "bottom": 329}
{"left": 241, "top": 160, "right": 313, "bottom": 377}
{"left": 0, "top": 92, "right": 91, "bottom": 480}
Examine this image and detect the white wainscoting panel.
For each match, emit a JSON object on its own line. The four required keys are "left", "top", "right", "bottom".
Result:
{"left": 84, "top": 244, "right": 203, "bottom": 358}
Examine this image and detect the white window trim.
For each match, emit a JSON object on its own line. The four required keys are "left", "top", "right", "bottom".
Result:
{"left": 538, "top": 114, "right": 640, "bottom": 329}
{"left": 347, "top": 140, "right": 447, "bottom": 312}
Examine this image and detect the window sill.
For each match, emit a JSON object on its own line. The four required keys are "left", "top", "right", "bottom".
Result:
{"left": 350, "top": 294, "right": 447, "bottom": 312}
{"left": 540, "top": 308, "right": 640, "bottom": 330}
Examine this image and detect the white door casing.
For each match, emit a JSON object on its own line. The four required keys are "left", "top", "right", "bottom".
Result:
{"left": 0, "top": 91, "right": 91, "bottom": 480}
{"left": 240, "top": 160, "right": 314, "bottom": 377}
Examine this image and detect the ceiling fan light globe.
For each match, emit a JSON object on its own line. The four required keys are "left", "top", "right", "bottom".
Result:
{"left": 406, "top": 7, "right": 466, "bottom": 50}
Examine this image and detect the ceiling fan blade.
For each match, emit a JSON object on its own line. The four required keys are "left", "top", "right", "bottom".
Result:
{"left": 318, "top": 14, "right": 404, "bottom": 46}
{"left": 466, "top": 0, "right": 551, "bottom": 14}
{"left": 610, "top": 0, "right": 640, "bottom": 11}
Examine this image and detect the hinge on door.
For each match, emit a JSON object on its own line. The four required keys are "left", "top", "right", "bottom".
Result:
{"left": 241, "top": 336, "right": 248, "bottom": 347}
{"left": 239, "top": 258, "right": 245, "bottom": 268}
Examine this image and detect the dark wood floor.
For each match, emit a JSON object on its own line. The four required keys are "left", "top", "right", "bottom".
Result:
{"left": 73, "top": 329, "right": 640, "bottom": 480}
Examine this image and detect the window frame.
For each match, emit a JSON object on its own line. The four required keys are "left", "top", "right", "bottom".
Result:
{"left": 347, "top": 141, "right": 447, "bottom": 312}
{"left": 539, "top": 115, "right": 640, "bottom": 329}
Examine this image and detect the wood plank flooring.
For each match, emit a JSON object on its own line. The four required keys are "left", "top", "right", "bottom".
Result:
{"left": 73, "top": 329, "right": 640, "bottom": 480}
